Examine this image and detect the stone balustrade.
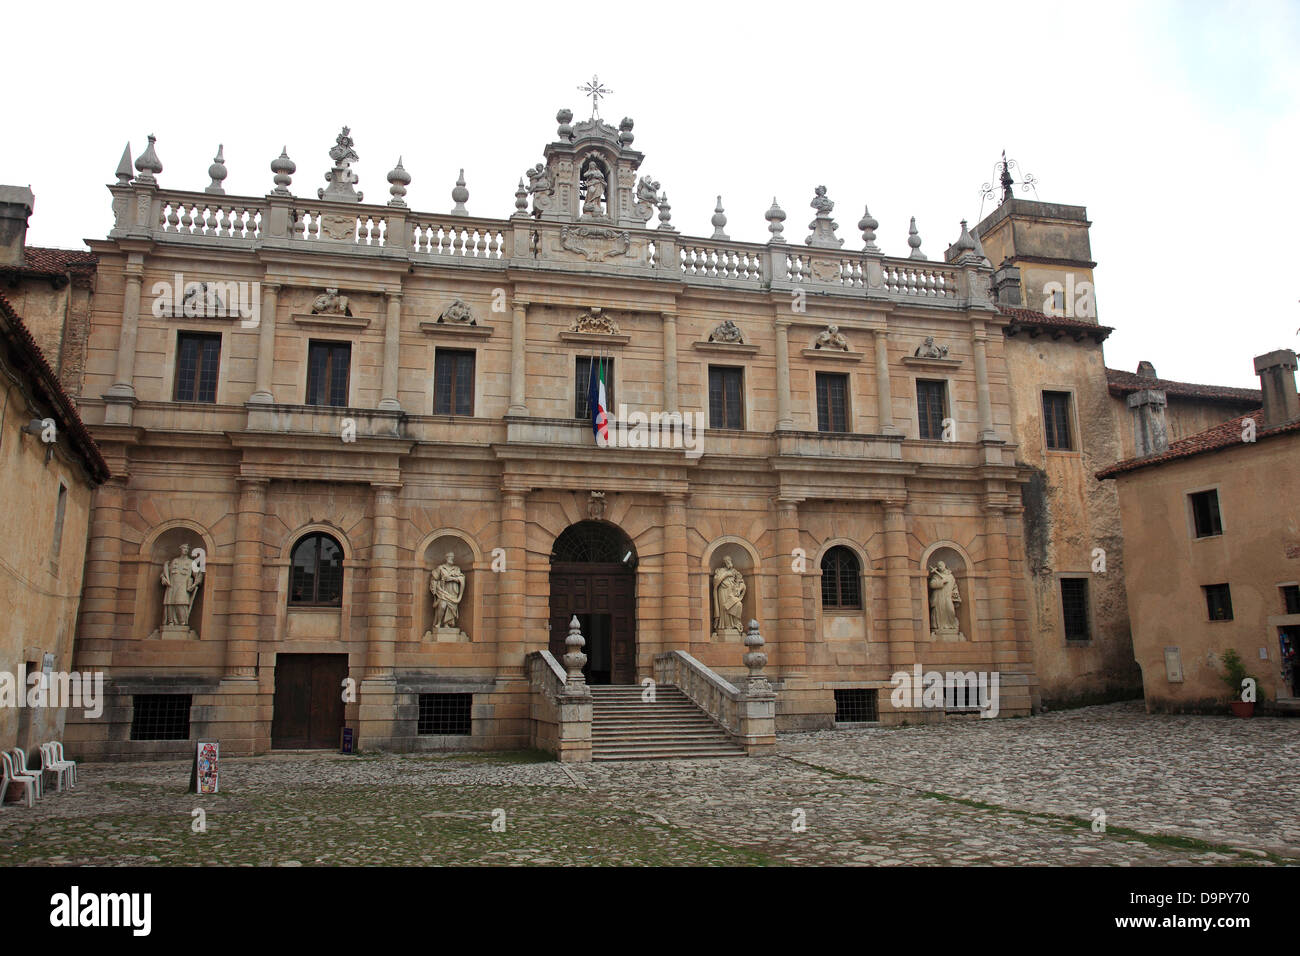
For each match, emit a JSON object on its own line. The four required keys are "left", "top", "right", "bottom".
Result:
{"left": 525, "top": 648, "right": 591, "bottom": 763}
{"left": 654, "top": 648, "right": 775, "bottom": 755}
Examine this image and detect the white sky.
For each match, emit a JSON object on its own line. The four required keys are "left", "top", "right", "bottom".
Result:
{"left": 8, "top": 0, "right": 1297, "bottom": 387}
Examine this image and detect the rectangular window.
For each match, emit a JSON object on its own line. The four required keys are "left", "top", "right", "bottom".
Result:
{"left": 433, "top": 348, "right": 475, "bottom": 416}
{"left": 833, "top": 688, "right": 878, "bottom": 723}
{"left": 1204, "top": 583, "right": 1234, "bottom": 621}
{"left": 173, "top": 332, "right": 221, "bottom": 403}
{"left": 418, "top": 693, "right": 473, "bottom": 735}
{"left": 816, "top": 372, "right": 849, "bottom": 432}
{"left": 916, "top": 379, "right": 948, "bottom": 440}
{"left": 306, "top": 340, "right": 351, "bottom": 407}
{"left": 1283, "top": 585, "right": 1300, "bottom": 615}
{"left": 1042, "top": 391, "right": 1074, "bottom": 450}
{"left": 574, "top": 356, "right": 615, "bottom": 421}
{"left": 1061, "top": 578, "right": 1090, "bottom": 641}
{"left": 708, "top": 366, "right": 744, "bottom": 429}
{"left": 50, "top": 483, "right": 68, "bottom": 572}
{"left": 1189, "top": 490, "right": 1223, "bottom": 538}
{"left": 130, "top": 694, "right": 192, "bottom": 740}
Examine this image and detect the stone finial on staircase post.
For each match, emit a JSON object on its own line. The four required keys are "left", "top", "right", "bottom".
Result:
{"left": 563, "top": 615, "right": 588, "bottom": 689}
{"left": 742, "top": 619, "right": 772, "bottom": 695}
{"left": 735, "top": 619, "right": 776, "bottom": 755}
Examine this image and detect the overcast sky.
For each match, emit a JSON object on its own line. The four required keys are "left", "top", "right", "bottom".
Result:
{"left": 8, "top": 0, "right": 1297, "bottom": 387}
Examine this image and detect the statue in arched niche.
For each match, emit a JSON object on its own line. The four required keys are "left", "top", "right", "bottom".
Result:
{"left": 160, "top": 543, "right": 203, "bottom": 628}
{"left": 430, "top": 552, "right": 466, "bottom": 629}
{"left": 580, "top": 157, "right": 608, "bottom": 218}
{"left": 713, "top": 556, "right": 747, "bottom": 633}
{"left": 928, "top": 560, "right": 962, "bottom": 635}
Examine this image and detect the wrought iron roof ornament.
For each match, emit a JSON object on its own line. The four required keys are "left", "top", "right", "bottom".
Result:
{"left": 978, "top": 150, "right": 1038, "bottom": 220}
{"left": 577, "top": 74, "right": 613, "bottom": 120}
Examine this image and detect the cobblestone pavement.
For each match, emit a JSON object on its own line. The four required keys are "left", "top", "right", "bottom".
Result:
{"left": 1, "top": 702, "right": 1295, "bottom": 866}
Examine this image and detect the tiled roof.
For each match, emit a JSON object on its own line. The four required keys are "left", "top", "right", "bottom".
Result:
{"left": 0, "top": 245, "right": 97, "bottom": 278}
{"left": 1105, "top": 366, "right": 1261, "bottom": 403}
{"left": 997, "top": 306, "right": 1113, "bottom": 342}
{"left": 1096, "top": 408, "right": 1300, "bottom": 478}
{"left": 0, "top": 291, "right": 109, "bottom": 483}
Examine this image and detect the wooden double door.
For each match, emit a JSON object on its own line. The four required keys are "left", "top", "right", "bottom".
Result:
{"left": 549, "top": 564, "right": 636, "bottom": 685}
{"left": 271, "top": 653, "right": 348, "bottom": 749}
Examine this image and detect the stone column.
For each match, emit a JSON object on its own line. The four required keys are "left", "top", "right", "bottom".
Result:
{"left": 874, "top": 328, "right": 898, "bottom": 435}
{"left": 982, "top": 503, "right": 1018, "bottom": 662}
{"left": 249, "top": 282, "right": 279, "bottom": 403}
{"left": 225, "top": 478, "right": 268, "bottom": 679}
{"left": 662, "top": 493, "right": 690, "bottom": 653}
{"left": 775, "top": 319, "right": 793, "bottom": 430}
{"left": 508, "top": 298, "right": 529, "bottom": 416}
{"left": 496, "top": 489, "right": 529, "bottom": 673}
{"left": 882, "top": 498, "right": 916, "bottom": 676}
{"left": 106, "top": 259, "right": 144, "bottom": 400}
{"left": 662, "top": 311, "right": 679, "bottom": 413}
{"left": 379, "top": 290, "right": 402, "bottom": 411}
{"left": 364, "top": 483, "right": 401, "bottom": 680}
{"left": 774, "top": 497, "right": 806, "bottom": 672}
{"left": 972, "top": 323, "right": 995, "bottom": 441}
{"left": 73, "top": 477, "right": 128, "bottom": 672}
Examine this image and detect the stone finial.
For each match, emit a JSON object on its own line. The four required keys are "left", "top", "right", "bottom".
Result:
{"left": 1136, "top": 360, "right": 1158, "bottom": 380}
{"left": 742, "top": 620, "right": 772, "bottom": 693}
{"left": 765, "top": 197, "right": 787, "bottom": 243}
{"left": 134, "top": 133, "right": 163, "bottom": 184}
{"left": 907, "top": 216, "right": 927, "bottom": 260}
{"left": 386, "top": 157, "right": 411, "bottom": 207}
{"left": 205, "top": 145, "right": 227, "bottom": 195}
{"left": 562, "top": 615, "right": 588, "bottom": 686}
{"left": 710, "top": 195, "right": 729, "bottom": 240}
{"left": 556, "top": 108, "right": 575, "bottom": 140}
{"left": 270, "top": 147, "right": 296, "bottom": 196}
{"left": 115, "top": 143, "right": 134, "bottom": 186}
{"left": 657, "top": 191, "right": 674, "bottom": 230}
{"left": 858, "top": 204, "right": 880, "bottom": 252}
{"left": 953, "top": 219, "right": 976, "bottom": 254}
{"left": 970, "top": 224, "right": 990, "bottom": 265}
{"left": 514, "top": 178, "right": 529, "bottom": 215}
{"left": 451, "top": 169, "right": 469, "bottom": 215}
{"left": 618, "top": 116, "right": 635, "bottom": 146}
{"left": 805, "top": 185, "right": 842, "bottom": 248}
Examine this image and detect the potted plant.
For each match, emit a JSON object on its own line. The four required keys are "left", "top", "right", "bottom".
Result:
{"left": 1219, "top": 648, "right": 1258, "bottom": 717}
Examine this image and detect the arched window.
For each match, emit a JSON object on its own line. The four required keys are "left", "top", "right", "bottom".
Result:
{"left": 289, "top": 533, "right": 344, "bottom": 606}
{"left": 821, "top": 546, "right": 862, "bottom": 609}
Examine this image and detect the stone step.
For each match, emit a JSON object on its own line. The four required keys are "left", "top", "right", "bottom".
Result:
{"left": 588, "top": 682, "right": 741, "bottom": 761}
{"left": 591, "top": 747, "right": 746, "bottom": 760}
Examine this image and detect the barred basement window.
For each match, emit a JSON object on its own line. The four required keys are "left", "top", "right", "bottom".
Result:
{"left": 1204, "top": 583, "right": 1234, "bottom": 621}
{"left": 130, "top": 694, "right": 192, "bottom": 740}
{"left": 944, "top": 675, "right": 986, "bottom": 711}
{"left": 834, "top": 688, "right": 878, "bottom": 723}
{"left": 418, "top": 693, "right": 472, "bottom": 735}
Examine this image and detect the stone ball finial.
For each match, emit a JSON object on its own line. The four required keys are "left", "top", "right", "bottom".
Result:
{"left": 765, "top": 197, "right": 787, "bottom": 242}
{"left": 386, "top": 157, "right": 410, "bottom": 207}
{"left": 562, "top": 614, "right": 588, "bottom": 685}
{"left": 556, "top": 108, "right": 574, "bottom": 140}
{"left": 742, "top": 619, "right": 768, "bottom": 680}
{"left": 270, "top": 146, "right": 296, "bottom": 196}
{"left": 858, "top": 204, "right": 879, "bottom": 251}
{"left": 451, "top": 169, "right": 469, "bottom": 215}
{"left": 514, "top": 178, "right": 529, "bottom": 214}
{"left": 657, "top": 191, "right": 674, "bottom": 230}
{"left": 710, "top": 195, "right": 729, "bottom": 241}
{"left": 908, "top": 216, "right": 927, "bottom": 260}
{"left": 134, "top": 133, "right": 163, "bottom": 183}
{"left": 205, "top": 145, "right": 228, "bottom": 195}
{"left": 618, "top": 116, "right": 635, "bottom": 145}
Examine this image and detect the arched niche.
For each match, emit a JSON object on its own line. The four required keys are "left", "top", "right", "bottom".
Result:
{"left": 920, "top": 542, "right": 974, "bottom": 641}
{"left": 418, "top": 531, "right": 480, "bottom": 642}
{"left": 138, "top": 523, "right": 214, "bottom": 640}
{"left": 703, "top": 537, "right": 760, "bottom": 639}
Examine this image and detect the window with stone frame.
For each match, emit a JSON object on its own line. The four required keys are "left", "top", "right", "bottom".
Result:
{"left": 1060, "top": 577, "right": 1090, "bottom": 641}
{"left": 820, "top": 546, "right": 862, "bottom": 609}
{"left": 306, "top": 340, "right": 351, "bottom": 407}
{"left": 575, "top": 356, "right": 615, "bottom": 421}
{"left": 1204, "top": 583, "right": 1234, "bottom": 621}
{"left": 708, "top": 365, "right": 744, "bottom": 429}
{"left": 289, "top": 532, "right": 345, "bottom": 607}
{"left": 1042, "top": 390, "right": 1075, "bottom": 450}
{"left": 916, "top": 379, "right": 948, "bottom": 440}
{"left": 815, "top": 372, "right": 849, "bottom": 432}
{"left": 1283, "top": 585, "right": 1300, "bottom": 615}
{"left": 1189, "top": 489, "right": 1223, "bottom": 538}
{"left": 174, "top": 331, "right": 221, "bottom": 403}
{"left": 434, "top": 348, "right": 475, "bottom": 416}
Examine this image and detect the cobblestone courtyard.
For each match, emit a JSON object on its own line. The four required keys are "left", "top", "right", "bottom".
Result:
{"left": 3, "top": 703, "right": 1296, "bottom": 866}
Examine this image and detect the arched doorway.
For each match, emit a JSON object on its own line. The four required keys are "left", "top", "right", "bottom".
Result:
{"left": 549, "top": 520, "right": 637, "bottom": 685}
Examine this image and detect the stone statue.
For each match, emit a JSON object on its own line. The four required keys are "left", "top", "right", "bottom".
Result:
{"left": 311, "top": 288, "right": 352, "bottom": 316}
{"left": 814, "top": 324, "right": 849, "bottom": 351}
{"left": 713, "top": 557, "right": 747, "bottom": 633}
{"left": 633, "top": 175, "right": 661, "bottom": 220}
{"left": 581, "top": 159, "right": 607, "bottom": 218}
{"left": 160, "top": 543, "right": 203, "bottom": 628}
{"left": 430, "top": 553, "right": 466, "bottom": 629}
{"left": 707, "top": 319, "right": 746, "bottom": 344}
{"left": 915, "top": 336, "right": 949, "bottom": 359}
{"left": 438, "top": 299, "right": 475, "bottom": 325}
{"left": 319, "top": 126, "right": 363, "bottom": 202}
{"left": 928, "top": 561, "right": 961, "bottom": 634}
{"left": 526, "top": 162, "right": 553, "bottom": 214}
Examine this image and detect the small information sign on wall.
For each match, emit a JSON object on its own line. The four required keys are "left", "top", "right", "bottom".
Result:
{"left": 341, "top": 728, "right": 355, "bottom": 754}
{"left": 191, "top": 741, "right": 219, "bottom": 794}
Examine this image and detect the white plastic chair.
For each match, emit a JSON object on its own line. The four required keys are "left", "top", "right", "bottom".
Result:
{"left": 8, "top": 749, "right": 41, "bottom": 799}
{"left": 1, "top": 751, "right": 37, "bottom": 807}
{"left": 39, "top": 743, "right": 73, "bottom": 792}
{"left": 51, "top": 742, "right": 76, "bottom": 788}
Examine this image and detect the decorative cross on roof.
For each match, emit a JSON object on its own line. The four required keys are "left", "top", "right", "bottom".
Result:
{"left": 578, "top": 74, "right": 613, "bottom": 119}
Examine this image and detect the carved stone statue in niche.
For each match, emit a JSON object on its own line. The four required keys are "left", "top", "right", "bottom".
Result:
{"left": 707, "top": 319, "right": 746, "bottom": 345}
{"left": 588, "top": 491, "right": 606, "bottom": 520}
{"left": 437, "top": 299, "right": 475, "bottom": 325}
{"left": 311, "top": 288, "right": 352, "bottom": 316}
{"left": 430, "top": 553, "right": 466, "bottom": 629}
{"left": 160, "top": 543, "right": 203, "bottom": 628}
{"left": 713, "top": 557, "right": 747, "bottom": 633}
{"left": 915, "top": 336, "right": 949, "bottom": 359}
{"left": 580, "top": 158, "right": 608, "bottom": 218}
{"left": 928, "top": 561, "right": 962, "bottom": 635}
{"left": 526, "top": 162, "right": 554, "bottom": 215}
{"left": 570, "top": 309, "right": 621, "bottom": 335}
{"left": 814, "top": 324, "right": 849, "bottom": 351}
{"left": 633, "top": 175, "right": 661, "bottom": 220}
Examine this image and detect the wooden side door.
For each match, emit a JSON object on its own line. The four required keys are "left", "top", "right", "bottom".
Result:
{"left": 272, "top": 654, "right": 347, "bottom": 749}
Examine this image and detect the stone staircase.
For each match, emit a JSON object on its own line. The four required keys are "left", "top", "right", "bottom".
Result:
{"left": 589, "top": 684, "right": 746, "bottom": 761}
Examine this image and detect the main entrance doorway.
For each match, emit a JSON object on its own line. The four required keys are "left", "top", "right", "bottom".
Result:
{"left": 549, "top": 521, "right": 637, "bottom": 685}
{"left": 271, "top": 653, "right": 348, "bottom": 749}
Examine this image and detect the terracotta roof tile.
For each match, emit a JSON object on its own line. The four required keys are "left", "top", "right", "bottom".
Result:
{"left": 1096, "top": 408, "right": 1300, "bottom": 478}
{"left": 997, "top": 306, "right": 1113, "bottom": 341}
{"left": 1105, "top": 366, "right": 1261, "bottom": 403}
{"left": 0, "top": 245, "right": 97, "bottom": 278}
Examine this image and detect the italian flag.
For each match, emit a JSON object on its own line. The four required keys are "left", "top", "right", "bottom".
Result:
{"left": 588, "top": 357, "right": 610, "bottom": 446}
